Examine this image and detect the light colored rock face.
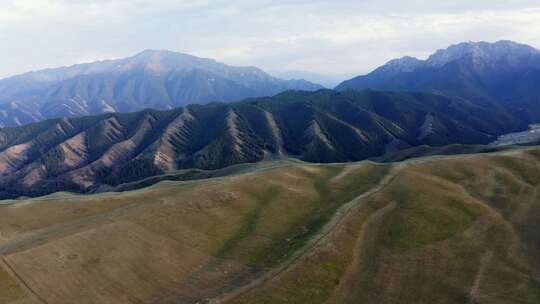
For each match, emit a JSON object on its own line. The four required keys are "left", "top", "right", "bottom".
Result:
{"left": 0, "top": 120, "right": 75, "bottom": 176}
{"left": 99, "top": 100, "right": 116, "bottom": 113}
{"left": 226, "top": 110, "right": 244, "bottom": 154}
{"left": 22, "top": 165, "right": 47, "bottom": 187}
{"left": 417, "top": 113, "right": 435, "bottom": 140}
{"left": 58, "top": 132, "right": 89, "bottom": 169}
{"left": 378, "top": 56, "right": 425, "bottom": 74}
{"left": 67, "top": 114, "right": 158, "bottom": 189}
{"left": 264, "top": 111, "right": 284, "bottom": 155}
{"left": 0, "top": 143, "right": 31, "bottom": 174}
{"left": 305, "top": 120, "right": 335, "bottom": 151}
{"left": 151, "top": 110, "right": 195, "bottom": 171}
{"left": 426, "top": 40, "right": 540, "bottom": 67}
{"left": 372, "top": 40, "right": 540, "bottom": 77}
{"left": 100, "top": 117, "right": 125, "bottom": 142}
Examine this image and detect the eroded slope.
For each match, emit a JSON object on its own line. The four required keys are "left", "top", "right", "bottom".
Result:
{"left": 0, "top": 89, "right": 528, "bottom": 199}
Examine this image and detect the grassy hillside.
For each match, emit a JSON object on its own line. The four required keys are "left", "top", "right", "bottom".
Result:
{"left": 1, "top": 147, "right": 539, "bottom": 303}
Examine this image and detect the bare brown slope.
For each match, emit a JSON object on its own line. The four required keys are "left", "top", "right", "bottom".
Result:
{"left": 0, "top": 89, "right": 524, "bottom": 199}
{"left": 0, "top": 104, "right": 268, "bottom": 198}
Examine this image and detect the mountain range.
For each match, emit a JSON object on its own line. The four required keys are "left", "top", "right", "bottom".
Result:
{"left": 0, "top": 50, "right": 322, "bottom": 127}
{"left": 1, "top": 40, "right": 540, "bottom": 199}
{"left": 337, "top": 40, "right": 540, "bottom": 115}
{"left": 0, "top": 87, "right": 529, "bottom": 199}
{"left": 2, "top": 40, "right": 540, "bottom": 304}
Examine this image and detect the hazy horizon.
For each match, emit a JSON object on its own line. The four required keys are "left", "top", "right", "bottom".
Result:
{"left": 1, "top": 0, "right": 540, "bottom": 79}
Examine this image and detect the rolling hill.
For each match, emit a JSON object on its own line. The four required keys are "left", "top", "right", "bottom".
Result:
{"left": 0, "top": 50, "right": 322, "bottom": 127}
{"left": 0, "top": 146, "right": 539, "bottom": 303}
{"left": 0, "top": 88, "right": 532, "bottom": 199}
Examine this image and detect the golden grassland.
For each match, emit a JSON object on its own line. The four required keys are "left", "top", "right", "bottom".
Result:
{"left": 1, "top": 148, "right": 540, "bottom": 303}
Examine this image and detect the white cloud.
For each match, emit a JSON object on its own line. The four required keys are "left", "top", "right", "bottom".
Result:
{"left": 0, "top": 0, "right": 539, "bottom": 79}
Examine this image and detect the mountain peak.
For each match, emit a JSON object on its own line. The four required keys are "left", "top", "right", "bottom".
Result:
{"left": 336, "top": 40, "right": 540, "bottom": 106}
{"left": 125, "top": 49, "right": 220, "bottom": 73}
{"left": 376, "top": 56, "right": 424, "bottom": 74}
{"left": 133, "top": 49, "right": 200, "bottom": 60}
{"left": 0, "top": 50, "right": 323, "bottom": 127}
{"left": 136, "top": 49, "right": 169, "bottom": 55}
{"left": 366, "top": 40, "right": 540, "bottom": 77}
{"left": 426, "top": 40, "right": 540, "bottom": 67}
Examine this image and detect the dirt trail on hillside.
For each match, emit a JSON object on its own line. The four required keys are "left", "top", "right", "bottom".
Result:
{"left": 210, "top": 163, "right": 405, "bottom": 303}
{"left": 0, "top": 256, "right": 46, "bottom": 304}
{"left": 0, "top": 197, "right": 158, "bottom": 256}
{"left": 0, "top": 148, "right": 529, "bottom": 304}
{"left": 209, "top": 149, "right": 530, "bottom": 303}
{"left": 325, "top": 201, "right": 398, "bottom": 304}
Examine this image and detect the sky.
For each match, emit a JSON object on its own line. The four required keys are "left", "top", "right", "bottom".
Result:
{"left": 1, "top": 0, "right": 540, "bottom": 80}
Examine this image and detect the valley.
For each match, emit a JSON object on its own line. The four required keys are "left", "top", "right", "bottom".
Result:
{"left": 0, "top": 146, "right": 539, "bottom": 303}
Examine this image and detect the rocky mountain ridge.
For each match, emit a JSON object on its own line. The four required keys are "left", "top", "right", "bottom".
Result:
{"left": 0, "top": 88, "right": 530, "bottom": 199}
{"left": 0, "top": 50, "right": 322, "bottom": 127}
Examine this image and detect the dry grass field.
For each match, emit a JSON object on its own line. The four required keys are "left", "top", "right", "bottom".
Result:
{"left": 1, "top": 148, "right": 540, "bottom": 303}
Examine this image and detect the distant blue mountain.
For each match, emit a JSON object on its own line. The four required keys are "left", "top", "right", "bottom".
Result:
{"left": 337, "top": 41, "right": 540, "bottom": 113}
{"left": 0, "top": 50, "right": 322, "bottom": 127}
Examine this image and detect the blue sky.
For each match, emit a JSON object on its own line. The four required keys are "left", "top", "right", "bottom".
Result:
{"left": 1, "top": 0, "right": 540, "bottom": 79}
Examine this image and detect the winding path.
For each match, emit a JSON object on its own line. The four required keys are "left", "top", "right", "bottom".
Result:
{"left": 209, "top": 163, "right": 405, "bottom": 303}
